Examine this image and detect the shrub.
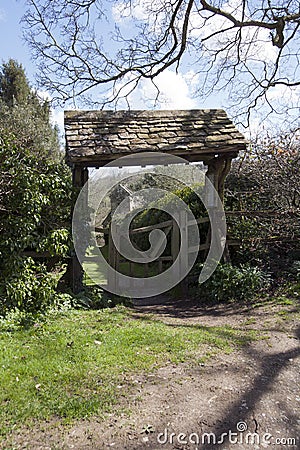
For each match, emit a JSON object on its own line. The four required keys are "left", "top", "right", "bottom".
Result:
{"left": 288, "top": 261, "right": 300, "bottom": 281}
{"left": 0, "top": 258, "right": 57, "bottom": 314}
{"left": 127, "top": 184, "right": 208, "bottom": 256}
{"left": 0, "top": 135, "right": 72, "bottom": 316}
{"left": 198, "top": 263, "right": 271, "bottom": 303}
{"left": 225, "top": 143, "right": 300, "bottom": 274}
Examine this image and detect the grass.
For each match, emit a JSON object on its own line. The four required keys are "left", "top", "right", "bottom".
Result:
{"left": 0, "top": 306, "right": 260, "bottom": 438}
{"left": 83, "top": 245, "right": 166, "bottom": 286}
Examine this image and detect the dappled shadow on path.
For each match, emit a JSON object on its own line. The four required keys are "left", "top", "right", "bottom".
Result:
{"left": 131, "top": 294, "right": 300, "bottom": 329}
{"left": 129, "top": 297, "right": 300, "bottom": 450}
{"left": 199, "top": 325, "right": 300, "bottom": 449}
{"left": 129, "top": 324, "right": 299, "bottom": 450}
{"left": 132, "top": 296, "right": 252, "bottom": 319}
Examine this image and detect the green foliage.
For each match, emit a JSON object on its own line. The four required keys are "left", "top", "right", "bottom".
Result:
{"left": 0, "top": 136, "right": 72, "bottom": 315}
{"left": 132, "top": 184, "right": 206, "bottom": 229}
{"left": 0, "top": 59, "right": 31, "bottom": 107}
{"left": 126, "top": 172, "right": 183, "bottom": 192}
{"left": 129, "top": 184, "right": 207, "bottom": 254}
{"left": 0, "top": 60, "right": 71, "bottom": 317}
{"left": 0, "top": 59, "right": 60, "bottom": 162}
{"left": 0, "top": 258, "right": 59, "bottom": 315}
{"left": 225, "top": 147, "right": 300, "bottom": 274}
{"left": 288, "top": 261, "right": 300, "bottom": 281}
{"left": 0, "top": 136, "right": 71, "bottom": 259}
{"left": 38, "top": 229, "right": 71, "bottom": 257}
{"left": 198, "top": 263, "right": 271, "bottom": 303}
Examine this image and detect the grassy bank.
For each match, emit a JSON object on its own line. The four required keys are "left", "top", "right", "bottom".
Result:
{"left": 0, "top": 306, "right": 261, "bottom": 438}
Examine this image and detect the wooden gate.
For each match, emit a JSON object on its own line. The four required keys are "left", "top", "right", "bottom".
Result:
{"left": 95, "top": 213, "right": 212, "bottom": 294}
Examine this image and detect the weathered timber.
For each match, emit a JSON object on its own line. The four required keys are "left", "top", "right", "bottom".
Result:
{"left": 65, "top": 109, "right": 247, "bottom": 294}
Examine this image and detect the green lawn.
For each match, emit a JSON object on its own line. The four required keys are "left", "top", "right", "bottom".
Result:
{"left": 0, "top": 306, "right": 259, "bottom": 438}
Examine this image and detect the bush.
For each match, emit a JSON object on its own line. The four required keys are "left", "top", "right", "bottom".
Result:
{"left": 0, "top": 293, "right": 74, "bottom": 331}
{"left": 0, "top": 135, "right": 72, "bottom": 316}
{"left": 198, "top": 263, "right": 271, "bottom": 303}
{"left": 0, "top": 258, "right": 58, "bottom": 314}
{"left": 225, "top": 143, "right": 300, "bottom": 274}
{"left": 288, "top": 261, "right": 300, "bottom": 281}
{"left": 127, "top": 184, "right": 208, "bottom": 256}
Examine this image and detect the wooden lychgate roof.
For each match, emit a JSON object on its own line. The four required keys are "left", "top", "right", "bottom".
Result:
{"left": 64, "top": 109, "right": 247, "bottom": 167}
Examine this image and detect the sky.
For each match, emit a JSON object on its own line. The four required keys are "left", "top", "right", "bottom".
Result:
{"left": 0, "top": 0, "right": 68, "bottom": 133}
{"left": 0, "top": 1, "right": 32, "bottom": 72}
{"left": 0, "top": 0, "right": 220, "bottom": 137}
{"left": 0, "top": 0, "right": 298, "bottom": 140}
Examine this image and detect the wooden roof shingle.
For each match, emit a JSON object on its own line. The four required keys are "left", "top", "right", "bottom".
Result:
{"left": 64, "top": 109, "right": 247, "bottom": 166}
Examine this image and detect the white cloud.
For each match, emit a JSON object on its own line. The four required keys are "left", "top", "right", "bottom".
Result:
{"left": 0, "top": 9, "right": 6, "bottom": 22}
{"left": 112, "top": 0, "right": 172, "bottom": 36}
{"left": 110, "top": 69, "right": 200, "bottom": 110}
{"left": 51, "top": 109, "right": 64, "bottom": 131}
{"left": 266, "top": 83, "right": 300, "bottom": 103}
{"left": 149, "top": 70, "right": 198, "bottom": 109}
{"left": 113, "top": 0, "right": 277, "bottom": 63}
{"left": 112, "top": 1, "right": 148, "bottom": 23}
{"left": 189, "top": 0, "right": 277, "bottom": 63}
{"left": 112, "top": 0, "right": 165, "bottom": 23}
{"left": 37, "top": 90, "right": 52, "bottom": 102}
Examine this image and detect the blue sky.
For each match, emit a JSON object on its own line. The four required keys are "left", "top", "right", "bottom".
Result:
{"left": 0, "top": 0, "right": 217, "bottom": 134}
{"left": 0, "top": 0, "right": 66, "bottom": 130}
{"left": 0, "top": 1, "right": 35, "bottom": 80}
{"left": 0, "top": 0, "right": 197, "bottom": 133}
{"left": 0, "top": 0, "right": 298, "bottom": 137}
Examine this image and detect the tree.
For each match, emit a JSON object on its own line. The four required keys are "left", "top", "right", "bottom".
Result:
{"left": 0, "top": 59, "right": 61, "bottom": 161}
{"left": 0, "top": 59, "right": 32, "bottom": 107}
{"left": 23, "top": 1, "right": 300, "bottom": 125}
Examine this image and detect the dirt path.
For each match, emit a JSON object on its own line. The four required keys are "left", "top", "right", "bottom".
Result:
{"left": 4, "top": 299, "right": 300, "bottom": 450}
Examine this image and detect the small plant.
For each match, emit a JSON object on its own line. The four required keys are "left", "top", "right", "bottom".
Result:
{"left": 274, "top": 296, "right": 294, "bottom": 306}
{"left": 74, "top": 286, "right": 132, "bottom": 310}
{"left": 0, "top": 308, "right": 39, "bottom": 330}
{"left": 198, "top": 263, "right": 271, "bottom": 303}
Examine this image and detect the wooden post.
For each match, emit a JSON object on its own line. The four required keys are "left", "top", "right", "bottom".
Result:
{"left": 144, "top": 262, "right": 149, "bottom": 277}
{"left": 204, "top": 159, "right": 216, "bottom": 255}
{"left": 108, "top": 224, "right": 117, "bottom": 291}
{"left": 169, "top": 211, "right": 189, "bottom": 298}
{"left": 71, "top": 166, "right": 88, "bottom": 294}
{"left": 179, "top": 210, "right": 188, "bottom": 297}
{"left": 171, "top": 213, "right": 180, "bottom": 277}
{"left": 218, "top": 158, "right": 232, "bottom": 262}
{"left": 108, "top": 222, "right": 123, "bottom": 291}
{"left": 218, "top": 158, "right": 232, "bottom": 203}
{"left": 158, "top": 259, "right": 163, "bottom": 274}
{"left": 171, "top": 216, "right": 179, "bottom": 298}
{"left": 204, "top": 157, "right": 231, "bottom": 263}
{"left": 180, "top": 210, "right": 188, "bottom": 276}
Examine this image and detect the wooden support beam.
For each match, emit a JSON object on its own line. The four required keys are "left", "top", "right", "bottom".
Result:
{"left": 204, "top": 157, "right": 230, "bottom": 261}
{"left": 70, "top": 166, "right": 89, "bottom": 294}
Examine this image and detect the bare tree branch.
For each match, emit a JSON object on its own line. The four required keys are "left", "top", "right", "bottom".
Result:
{"left": 23, "top": 0, "right": 300, "bottom": 125}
